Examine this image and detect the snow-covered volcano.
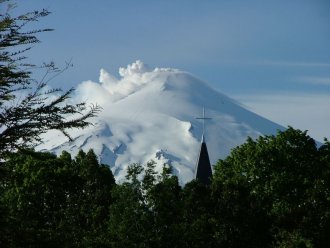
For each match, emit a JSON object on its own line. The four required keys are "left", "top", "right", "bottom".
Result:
{"left": 38, "top": 61, "right": 284, "bottom": 184}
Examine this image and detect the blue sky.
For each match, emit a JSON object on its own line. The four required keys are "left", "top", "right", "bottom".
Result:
{"left": 10, "top": 0, "right": 330, "bottom": 140}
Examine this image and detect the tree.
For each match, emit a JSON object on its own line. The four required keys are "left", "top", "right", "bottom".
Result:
{"left": 1, "top": 150, "right": 72, "bottom": 246}
{"left": 211, "top": 179, "right": 271, "bottom": 248}
{"left": 181, "top": 180, "right": 216, "bottom": 247}
{"left": 146, "top": 166, "right": 183, "bottom": 248}
{"left": 0, "top": 1, "right": 100, "bottom": 159}
{"left": 68, "top": 149, "right": 116, "bottom": 246}
{"left": 0, "top": 149, "right": 116, "bottom": 247}
{"left": 213, "top": 127, "right": 330, "bottom": 247}
{"left": 107, "top": 163, "right": 155, "bottom": 247}
{"left": 106, "top": 162, "right": 184, "bottom": 248}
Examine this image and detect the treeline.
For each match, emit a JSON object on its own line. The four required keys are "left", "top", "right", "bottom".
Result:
{"left": 0, "top": 127, "right": 330, "bottom": 247}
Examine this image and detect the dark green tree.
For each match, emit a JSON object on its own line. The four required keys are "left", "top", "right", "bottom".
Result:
{"left": 0, "top": 1, "right": 100, "bottom": 159}
{"left": 181, "top": 180, "right": 216, "bottom": 247}
{"left": 107, "top": 162, "right": 184, "bottom": 248}
{"left": 211, "top": 179, "right": 271, "bottom": 248}
{"left": 1, "top": 151, "right": 72, "bottom": 246}
{"left": 0, "top": 149, "right": 115, "bottom": 247}
{"left": 213, "top": 127, "right": 330, "bottom": 247}
{"left": 181, "top": 179, "right": 270, "bottom": 248}
{"left": 68, "top": 149, "right": 116, "bottom": 246}
{"left": 107, "top": 163, "right": 154, "bottom": 247}
{"left": 146, "top": 165, "right": 183, "bottom": 248}
{"left": 312, "top": 139, "right": 330, "bottom": 247}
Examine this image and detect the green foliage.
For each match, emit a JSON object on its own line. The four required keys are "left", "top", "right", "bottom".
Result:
{"left": 181, "top": 180, "right": 216, "bottom": 247}
{"left": 0, "top": 2, "right": 100, "bottom": 159}
{"left": 0, "top": 149, "right": 115, "bottom": 247}
{"left": 0, "top": 127, "right": 329, "bottom": 247}
{"left": 211, "top": 179, "right": 272, "bottom": 247}
{"left": 107, "top": 161, "right": 184, "bottom": 247}
{"left": 213, "top": 127, "right": 330, "bottom": 247}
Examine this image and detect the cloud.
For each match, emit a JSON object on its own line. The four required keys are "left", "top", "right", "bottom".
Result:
{"left": 235, "top": 93, "right": 330, "bottom": 141}
{"left": 74, "top": 80, "right": 111, "bottom": 107}
{"left": 266, "top": 61, "right": 330, "bottom": 68}
{"left": 118, "top": 60, "right": 150, "bottom": 77}
{"left": 295, "top": 76, "right": 330, "bottom": 86}
{"left": 99, "top": 68, "right": 118, "bottom": 88}
{"left": 75, "top": 60, "right": 178, "bottom": 105}
{"left": 238, "top": 60, "right": 330, "bottom": 68}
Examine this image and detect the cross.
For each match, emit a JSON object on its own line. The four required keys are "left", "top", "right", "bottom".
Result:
{"left": 196, "top": 107, "right": 212, "bottom": 137}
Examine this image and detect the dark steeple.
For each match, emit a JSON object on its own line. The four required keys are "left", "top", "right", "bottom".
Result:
{"left": 195, "top": 135, "right": 212, "bottom": 185}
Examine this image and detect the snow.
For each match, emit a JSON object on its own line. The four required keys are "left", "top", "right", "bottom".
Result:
{"left": 37, "top": 61, "right": 284, "bottom": 185}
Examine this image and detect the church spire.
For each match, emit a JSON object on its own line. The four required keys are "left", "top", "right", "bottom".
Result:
{"left": 195, "top": 108, "right": 213, "bottom": 185}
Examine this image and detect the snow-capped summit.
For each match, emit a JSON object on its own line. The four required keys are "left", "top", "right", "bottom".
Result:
{"left": 38, "top": 61, "right": 284, "bottom": 184}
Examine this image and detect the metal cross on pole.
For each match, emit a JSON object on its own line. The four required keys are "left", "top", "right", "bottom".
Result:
{"left": 196, "top": 107, "right": 212, "bottom": 138}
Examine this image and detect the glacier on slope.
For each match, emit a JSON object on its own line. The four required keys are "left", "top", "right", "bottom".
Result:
{"left": 38, "top": 60, "right": 284, "bottom": 184}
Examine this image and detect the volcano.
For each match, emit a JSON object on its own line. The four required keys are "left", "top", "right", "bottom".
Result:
{"left": 38, "top": 61, "right": 284, "bottom": 184}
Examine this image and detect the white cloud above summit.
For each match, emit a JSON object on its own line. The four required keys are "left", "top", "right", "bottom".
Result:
{"left": 76, "top": 60, "right": 180, "bottom": 104}
{"left": 118, "top": 60, "right": 150, "bottom": 77}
